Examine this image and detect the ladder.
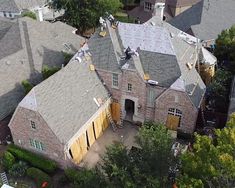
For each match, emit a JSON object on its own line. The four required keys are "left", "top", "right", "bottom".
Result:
{"left": 118, "top": 109, "right": 124, "bottom": 129}
{"left": 107, "top": 110, "right": 117, "bottom": 132}
{"left": 1, "top": 172, "right": 9, "bottom": 185}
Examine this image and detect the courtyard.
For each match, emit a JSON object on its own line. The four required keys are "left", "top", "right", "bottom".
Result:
{"left": 79, "top": 121, "right": 139, "bottom": 169}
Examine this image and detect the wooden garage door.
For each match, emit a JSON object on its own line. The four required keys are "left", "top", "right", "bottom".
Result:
{"left": 111, "top": 102, "right": 120, "bottom": 122}
{"left": 94, "top": 115, "right": 103, "bottom": 139}
{"left": 101, "top": 110, "right": 109, "bottom": 131}
{"left": 87, "top": 123, "right": 96, "bottom": 146}
{"left": 166, "top": 114, "right": 180, "bottom": 131}
{"left": 70, "top": 140, "right": 83, "bottom": 164}
{"left": 79, "top": 133, "right": 88, "bottom": 157}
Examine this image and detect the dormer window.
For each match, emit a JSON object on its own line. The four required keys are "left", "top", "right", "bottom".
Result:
{"left": 145, "top": 2, "right": 152, "bottom": 11}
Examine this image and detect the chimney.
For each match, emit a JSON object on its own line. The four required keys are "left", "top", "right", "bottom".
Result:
{"left": 153, "top": 3, "right": 165, "bottom": 21}
{"left": 36, "top": 7, "right": 43, "bottom": 22}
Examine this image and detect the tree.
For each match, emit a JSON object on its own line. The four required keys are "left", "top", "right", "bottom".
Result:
{"left": 102, "top": 122, "right": 175, "bottom": 187}
{"left": 177, "top": 114, "right": 235, "bottom": 188}
{"left": 42, "top": 65, "right": 60, "bottom": 80}
{"left": 49, "top": 0, "right": 122, "bottom": 34}
{"left": 215, "top": 25, "right": 235, "bottom": 71}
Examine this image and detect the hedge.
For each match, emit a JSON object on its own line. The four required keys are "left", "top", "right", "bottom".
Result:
{"left": 27, "top": 167, "right": 52, "bottom": 188}
{"left": 7, "top": 145, "right": 57, "bottom": 173}
{"left": 2, "top": 151, "right": 15, "bottom": 170}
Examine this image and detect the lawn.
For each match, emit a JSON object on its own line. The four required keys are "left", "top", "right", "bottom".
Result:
{"left": 115, "top": 12, "right": 135, "bottom": 23}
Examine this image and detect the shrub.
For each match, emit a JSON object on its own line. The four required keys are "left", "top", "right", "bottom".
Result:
{"left": 21, "top": 80, "right": 33, "bottom": 94}
{"left": 27, "top": 167, "right": 52, "bottom": 188}
{"left": 7, "top": 145, "right": 57, "bottom": 173}
{"left": 65, "top": 168, "right": 107, "bottom": 188}
{"left": 2, "top": 151, "right": 15, "bottom": 170}
{"left": 22, "top": 11, "right": 37, "bottom": 20}
{"left": 9, "top": 161, "right": 28, "bottom": 177}
{"left": 62, "top": 52, "right": 73, "bottom": 66}
{"left": 42, "top": 65, "right": 60, "bottom": 80}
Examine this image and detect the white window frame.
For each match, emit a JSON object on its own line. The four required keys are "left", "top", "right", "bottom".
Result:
{"left": 30, "top": 139, "right": 45, "bottom": 151}
{"left": 144, "top": 2, "right": 152, "bottom": 11}
{"left": 112, "top": 73, "right": 119, "bottom": 88}
{"left": 30, "top": 120, "right": 36, "bottom": 129}
{"left": 127, "top": 83, "right": 132, "bottom": 92}
{"left": 168, "top": 108, "right": 182, "bottom": 127}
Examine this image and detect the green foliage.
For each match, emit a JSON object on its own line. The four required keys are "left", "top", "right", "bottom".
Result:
{"left": 8, "top": 161, "right": 28, "bottom": 177}
{"left": 208, "top": 69, "right": 232, "bottom": 112}
{"left": 27, "top": 167, "right": 52, "bottom": 188}
{"left": 64, "top": 168, "right": 106, "bottom": 188}
{"left": 21, "top": 80, "right": 33, "bottom": 95}
{"left": 42, "top": 65, "right": 60, "bottom": 80}
{"left": 178, "top": 115, "right": 235, "bottom": 187}
{"left": 7, "top": 144, "right": 57, "bottom": 173}
{"left": 49, "top": 0, "right": 123, "bottom": 33}
{"left": 215, "top": 25, "right": 235, "bottom": 70}
{"left": 22, "top": 11, "right": 37, "bottom": 20}
{"left": 62, "top": 52, "right": 73, "bottom": 66}
{"left": 101, "top": 122, "right": 174, "bottom": 187}
{"left": 2, "top": 151, "right": 15, "bottom": 171}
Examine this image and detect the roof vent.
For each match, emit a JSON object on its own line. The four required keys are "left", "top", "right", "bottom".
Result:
{"left": 89, "top": 64, "right": 95, "bottom": 71}
{"left": 186, "top": 62, "right": 192, "bottom": 70}
{"left": 148, "top": 80, "right": 158, "bottom": 85}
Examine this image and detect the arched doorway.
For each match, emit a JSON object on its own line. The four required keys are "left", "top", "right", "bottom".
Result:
{"left": 166, "top": 108, "right": 182, "bottom": 131}
{"left": 125, "top": 99, "right": 135, "bottom": 121}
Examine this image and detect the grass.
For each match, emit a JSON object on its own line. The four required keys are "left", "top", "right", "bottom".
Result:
{"left": 115, "top": 11, "right": 135, "bottom": 23}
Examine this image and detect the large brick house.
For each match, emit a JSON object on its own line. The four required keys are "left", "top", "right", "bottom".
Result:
{"left": 88, "top": 20, "right": 206, "bottom": 134}
{"left": 9, "top": 54, "right": 112, "bottom": 167}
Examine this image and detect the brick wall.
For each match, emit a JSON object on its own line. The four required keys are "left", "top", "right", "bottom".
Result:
{"left": 155, "top": 89, "right": 198, "bottom": 133}
{"left": 97, "top": 69, "right": 147, "bottom": 122}
{"left": 9, "top": 107, "right": 69, "bottom": 167}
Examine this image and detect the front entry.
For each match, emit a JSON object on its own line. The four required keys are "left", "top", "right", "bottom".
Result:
{"left": 125, "top": 99, "right": 135, "bottom": 121}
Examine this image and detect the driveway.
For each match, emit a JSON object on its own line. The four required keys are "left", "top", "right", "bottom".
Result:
{"left": 79, "top": 121, "right": 139, "bottom": 169}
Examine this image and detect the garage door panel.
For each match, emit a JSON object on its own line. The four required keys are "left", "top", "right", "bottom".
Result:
{"left": 70, "top": 140, "right": 82, "bottom": 164}
{"left": 87, "top": 124, "right": 96, "bottom": 146}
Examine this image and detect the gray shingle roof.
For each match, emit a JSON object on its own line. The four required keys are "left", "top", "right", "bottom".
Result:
{"left": 88, "top": 30, "right": 121, "bottom": 73}
{"left": 146, "top": 17, "right": 206, "bottom": 107}
{"left": 19, "top": 59, "right": 109, "bottom": 143}
{"left": 168, "top": 0, "right": 235, "bottom": 40}
{"left": 14, "top": 0, "right": 46, "bottom": 10}
{"left": 139, "top": 51, "right": 180, "bottom": 87}
{"left": 0, "top": 17, "right": 84, "bottom": 120}
{"left": 0, "top": 0, "right": 20, "bottom": 13}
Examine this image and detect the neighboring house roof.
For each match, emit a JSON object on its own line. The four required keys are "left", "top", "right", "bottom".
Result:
{"left": 146, "top": 16, "right": 206, "bottom": 107}
{"left": 0, "top": 0, "right": 20, "bottom": 13}
{"left": 168, "top": 0, "right": 235, "bottom": 40}
{"left": 0, "top": 17, "right": 84, "bottom": 121}
{"left": 127, "top": 6, "right": 154, "bottom": 23}
{"left": 18, "top": 58, "right": 109, "bottom": 143}
{"left": 14, "top": 0, "right": 46, "bottom": 10}
{"left": 88, "top": 22, "right": 181, "bottom": 88}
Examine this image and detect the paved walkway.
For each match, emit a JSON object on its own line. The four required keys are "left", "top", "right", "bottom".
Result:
{"left": 79, "top": 121, "right": 139, "bottom": 169}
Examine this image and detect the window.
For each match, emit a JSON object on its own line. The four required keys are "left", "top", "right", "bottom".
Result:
{"left": 9, "top": 12, "right": 12, "bottom": 17}
{"left": 145, "top": 2, "right": 152, "bottom": 11}
{"left": 112, "top": 73, "right": 119, "bottom": 88}
{"left": 168, "top": 108, "right": 182, "bottom": 127}
{"left": 127, "top": 83, "right": 132, "bottom": 91}
{"left": 29, "top": 139, "right": 45, "bottom": 151}
{"left": 147, "top": 88, "right": 155, "bottom": 107}
{"left": 30, "top": 121, "right": 36, "bottom": 129}
{"left": 3, "top": 12, "right": 6, "bottom": 17}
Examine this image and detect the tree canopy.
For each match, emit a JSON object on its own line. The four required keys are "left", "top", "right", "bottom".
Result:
{"left": 215, "top": 25, "right": 235, "bottom": 71}
{"left": 49, "top": 0, "right": 123, "bottom": 33}
{"left": 178, "top": 114, "right": 235, "bottom": 188}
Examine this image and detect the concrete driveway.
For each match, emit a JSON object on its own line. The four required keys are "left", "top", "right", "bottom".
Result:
{"left": 79, "top": 121, "right": 139, "bottom": 169}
